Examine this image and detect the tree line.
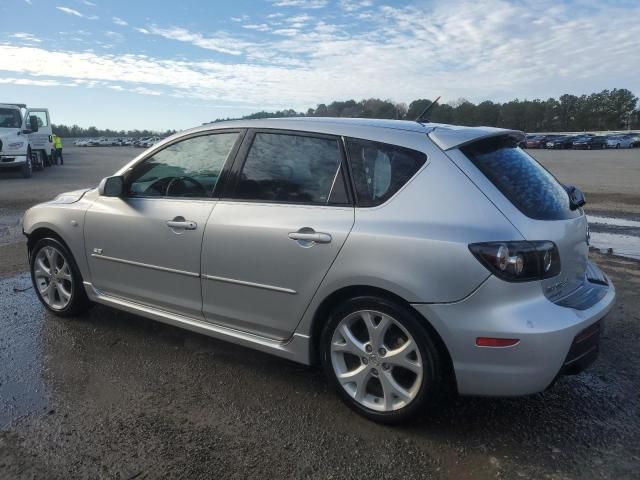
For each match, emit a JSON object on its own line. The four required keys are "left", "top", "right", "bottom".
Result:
{"left": 53, "top": 88, "right": 638, "bottom": 137}
{"left": 215, "top": 88, "right": 639, "bottom": 132}
{"left": 51, "top": 124, "right": 177, "bottom": 138}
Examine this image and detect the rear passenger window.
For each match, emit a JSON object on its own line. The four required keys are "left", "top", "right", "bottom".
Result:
{"left": 346, "top": 138, "right": 427, "bottom": 207}
{"left": 234, "top": 133, "right": 343, "bottom": 204}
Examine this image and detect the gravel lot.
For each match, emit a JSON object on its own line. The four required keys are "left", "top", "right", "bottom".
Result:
{"left": 1, "top": 146, "right": 639, "bottom": 479}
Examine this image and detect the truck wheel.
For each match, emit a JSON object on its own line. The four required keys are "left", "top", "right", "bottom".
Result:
{"left": 33, "top": 151, "right": 44, "bottom": 171}
{"left": 21, "top": 154, "right": 33, "bottom": 178}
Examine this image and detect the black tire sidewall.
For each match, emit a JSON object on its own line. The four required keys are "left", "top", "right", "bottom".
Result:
{"left": 30, "top": 238, "right": 89, "bottom": 316}
{"left": 321, "top": 296, "right": 443, "bottom": 424}
{"left": 21, "top": 154, "right": 32, "bottom": 178}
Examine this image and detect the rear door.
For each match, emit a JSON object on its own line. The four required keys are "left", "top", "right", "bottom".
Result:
{"left": 201, "top": 130, "right": 354, "bottom": 340}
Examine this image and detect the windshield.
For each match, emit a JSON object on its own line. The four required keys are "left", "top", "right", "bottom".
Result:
{"left": 461, "top": 135, "right": 580, "bottom": 221}
{"left": 0, "top": 108, "right": 22, "bottom": 128}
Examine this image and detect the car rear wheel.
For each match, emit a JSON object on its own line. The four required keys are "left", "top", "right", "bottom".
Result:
{"left": 322, "top": 296, "right": 445, "bottom": 424}
{"left": 30, "top": 238, "right": 91, "bottom": 317}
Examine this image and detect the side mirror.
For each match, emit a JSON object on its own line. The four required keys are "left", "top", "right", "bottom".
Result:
{"left": 98, "top": 176, "right": 124, "bottom": 197}
{"left": 565, "top": 185, "right": 586, "bottom": 210}
{"left": 29, "top": 115, "right": 39, "bottom": 132}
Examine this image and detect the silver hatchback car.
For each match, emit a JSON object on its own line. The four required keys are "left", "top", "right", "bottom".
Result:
{"left": 23, "top": 118, "right": 615, "bottom": 423}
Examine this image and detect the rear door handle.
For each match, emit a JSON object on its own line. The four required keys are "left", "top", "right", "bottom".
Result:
{"left": 166, "top": 219, "right": 197, "bottom": 230}
{"left": 288, "top": 231, "right": 332, "bottom": 244}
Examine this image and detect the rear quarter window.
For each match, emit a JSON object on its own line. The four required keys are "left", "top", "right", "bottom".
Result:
{"left": 345, "top": 138, "right": 427, "bottom": 207}
{"left": 461, "top": 136, "right": 579, "bottom": 221}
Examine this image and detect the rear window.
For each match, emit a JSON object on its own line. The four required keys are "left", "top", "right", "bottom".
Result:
{"left": 461, "top": 136, "right": 579, "bottom": 221}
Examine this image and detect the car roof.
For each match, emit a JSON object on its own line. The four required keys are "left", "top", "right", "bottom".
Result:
{"left": 176, "top": 117, "right": 524, "bottom": 152}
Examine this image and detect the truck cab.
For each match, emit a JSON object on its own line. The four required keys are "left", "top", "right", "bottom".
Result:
{"left": 0, "top": 103, "right": 53, "bottom": 178}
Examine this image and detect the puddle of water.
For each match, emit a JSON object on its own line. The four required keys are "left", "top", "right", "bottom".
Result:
{"left": 589, "top": 232, "right": 640, "bottom": 260}
{"left": 0, "top": 211, "right": 24, "bottom": 246}
{"left": 588, "top": 216, "right": 640, "bottom": 229}
{"left": 586, "top": 215, "right": 640, "bottom": 261}
{"left": 0, "top": 273, "right": 48, "bottom": 428}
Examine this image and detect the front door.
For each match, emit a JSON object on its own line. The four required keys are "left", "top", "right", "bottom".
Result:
{"left": 201, "top": 130, "right": 355, "bottom": 339}
{"left": 25, "top": 109, "right": 51, "bottom": 152}
{"left": 85, "top": 131, "right": 243, "bottom": 318}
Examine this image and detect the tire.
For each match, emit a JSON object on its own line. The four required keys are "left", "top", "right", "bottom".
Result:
{"left": 33, "top": 151, "right": 44, "bottom": 171}
{"left": 21, "top": 152, "right": 32, "bottom": 178}
{"left": 30, "top": 237, "right": 91, "bottom": 317}
{"left": 321, "top": 296, "right": 445, "bottom": 424}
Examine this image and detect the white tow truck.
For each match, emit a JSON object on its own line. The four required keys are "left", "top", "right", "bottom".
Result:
{"left": 0, "top": 103, "right": 54, "bottom": 178}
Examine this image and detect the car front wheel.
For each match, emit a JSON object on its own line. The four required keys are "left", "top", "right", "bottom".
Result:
{"left": 30, "top": 238, "right": 91, "bottom": 316}
{"left": 322, "top": 296, "right": 445, "bottom": 423}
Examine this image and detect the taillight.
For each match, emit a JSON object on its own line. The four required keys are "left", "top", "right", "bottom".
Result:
{"left": 468, "top": 241, "right": 561, "bottom": 282}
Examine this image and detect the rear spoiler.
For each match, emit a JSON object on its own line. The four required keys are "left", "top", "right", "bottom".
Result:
{"left": 428, "top": 126, "right": 525, "bottom": 151}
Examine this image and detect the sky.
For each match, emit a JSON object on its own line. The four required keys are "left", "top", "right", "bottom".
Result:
{"left": 0, "top": 0, "right": 638, "bottom": 131}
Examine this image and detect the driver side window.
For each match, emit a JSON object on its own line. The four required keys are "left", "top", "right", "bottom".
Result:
{"left": 127, "top": 132, "right": 239, "bottom": 198}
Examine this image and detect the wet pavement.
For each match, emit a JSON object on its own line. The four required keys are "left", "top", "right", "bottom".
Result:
{"left": 1, "top": 147, "right": 640, "bottom": 479}
{"left": 588, "top": 215, "right": 640, "bottom": 260}
{"left": 1, "top": 253, "right": 639, "bottom": 478}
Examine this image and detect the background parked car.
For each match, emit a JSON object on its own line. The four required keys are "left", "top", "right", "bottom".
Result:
{"left": 606, "top": 134, "right": 635, "bottom": 149}
{"left": 573, "top": 135, "right": 607, "bottom": 149}
{"left": 546, "top": 136, "right": 576, "bottom": 149}
{"left": 525, "top": 135, "right": 549, "bottom": 148}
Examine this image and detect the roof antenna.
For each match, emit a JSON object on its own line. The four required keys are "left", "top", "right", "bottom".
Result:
{"left": 415, "top": 96, "right": 441, "bottom": 123}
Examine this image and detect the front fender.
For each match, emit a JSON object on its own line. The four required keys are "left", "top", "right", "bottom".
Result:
{"left": 23, "top": 195, "right": 97, "bottom": 281}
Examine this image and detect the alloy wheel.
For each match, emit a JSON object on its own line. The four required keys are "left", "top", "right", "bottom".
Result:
{"left": 33, "top": 246, "right": 74, "bottom": 310}
{"left": 330, "top": 310, "right": 423, "bottom": 412}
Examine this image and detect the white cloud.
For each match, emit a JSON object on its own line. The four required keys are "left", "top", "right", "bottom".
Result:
{"left": 113, "top": 17, "right": 128, "bottom": 26}
{"left": 243, "top": 24, "right": 270, "bottom": 32}
{"left": 3, "top": 0, "right": 640, "bottom": 113}
{"left": 145, "top": 26, "right": 249, "bottom": 55}
{"left": 12, "top": 32, "right": 41, "bottom": 43}
{"left": 339, "top": 0, "right": 373, "bottom": 11}
{"left": 56, "top": 6, "right": 83, "bottom": 17}
{"left": 56, "top": 6, "right": 98, "bottom": 19}
{"left": 271, "top": 0, "right": 328, "bottom": 8}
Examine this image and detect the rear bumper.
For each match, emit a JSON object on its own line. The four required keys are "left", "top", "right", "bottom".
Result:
{"left": 412, "top": 263, "right": 615, "bottom": 396}
{"left": 0, "top": 154, "right": 27, "bottom": 167}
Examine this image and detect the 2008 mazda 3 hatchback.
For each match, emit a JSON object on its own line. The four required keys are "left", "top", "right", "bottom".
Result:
{"left": 23, "top": 118, "right": 615, "bottom": 423}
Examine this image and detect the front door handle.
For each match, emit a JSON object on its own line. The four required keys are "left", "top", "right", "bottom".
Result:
{"left": 288, "top": 230, "right": 332, "bottom": 244}
{"left": 166, "top": 217, "right": 197, "bottom": 231}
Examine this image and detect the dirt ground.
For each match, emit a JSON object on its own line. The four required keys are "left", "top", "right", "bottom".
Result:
{"left": 0, "top": 146, "right": 639, "bottom": 479}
